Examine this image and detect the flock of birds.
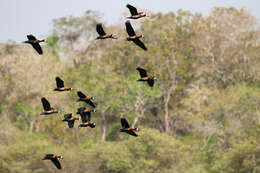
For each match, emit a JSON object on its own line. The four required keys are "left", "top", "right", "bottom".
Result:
{"left": 22, "top": 4, "right": 156, "bottom": 170}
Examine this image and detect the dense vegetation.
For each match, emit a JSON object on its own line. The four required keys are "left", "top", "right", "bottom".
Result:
{"left": 0, "top": 7, "right": 260, "bottom": 173}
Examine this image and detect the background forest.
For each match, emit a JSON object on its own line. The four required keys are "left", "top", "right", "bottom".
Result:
{"left": 0, "top": 7, "right": 260, "bottom": 173}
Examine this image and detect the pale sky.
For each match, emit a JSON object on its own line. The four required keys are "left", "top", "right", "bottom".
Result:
{"left": 0, "top": 0, "right": 259, "bottom": 43}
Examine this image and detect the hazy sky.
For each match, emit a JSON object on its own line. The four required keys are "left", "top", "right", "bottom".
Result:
{"left": 0, "top": 0, "right": 259, "bottom": 43}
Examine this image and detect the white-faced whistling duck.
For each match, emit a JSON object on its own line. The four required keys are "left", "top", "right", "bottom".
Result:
{"left": 76, "top": 107, "right": 96, "bottom": 116}
{"left": 23, "top": 34, "right": 44, "bottom": 55}
{"left": 96, "top": 24, "right": 117, "bottom": 40}
{"left": 77, "top": 91, "right": 96, "bottom": 108}
{"left": 126, "top": 4, "right": 147, "bottom": 20}
{"left": 54, "top": 77, "right": 73, "bottom": 92}
{"left": 42, "top": 154, "right": 63, "bottom": 169}
{"left": 40, "top": 97, "right": 58, "bottom": 115}
{"left": 125, "top": 21, "right": 147, "bottom": 51}
{"left": 62, "top": 113, "right": 79, "bottom": 128}
{"left": 120, "top": 118, "right": 138, "bottom": 137}
{"left": 136, "top": 67, "right": 156, "bottom": 87}
{"left": 77, "top": 107, "right": 96, "bottom": 128}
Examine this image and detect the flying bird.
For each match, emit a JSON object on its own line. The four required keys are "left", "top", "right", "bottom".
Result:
{"left": 54, "top": 77, "right": 73, "bottom": 92}
{"left": 120, "top": 118, "right": 138, "bottom": 137}
{"left": 126, "top": 4, "right": 147, "bottom": 19}
{"left": 136, "top": 67, "right": 156, "bottom": 87}
{"left": 125, "top": 21, "right": 147, "bottom": 51}
{"left": 96, "top": 24, "right": 117, "bottom": 40}
{"left": 77, "top": 107, "right": 96, "bottom": 128}
{"left": 42, "top": 154, "right": 63, "bottom": 170}
{"left": 76, "top": 107, "right": 96, "bottom": 117}
{"left": 40, "top": 97, "right": 58, "bottom": 115}
{"left": 62, "top": 113, "right": 79, "bottom": 128}
{"left": 77, "top": 91, "right": 96, "bottom": 108}
{"left": 23, "top": 34, "right": 45, "bottom": 55}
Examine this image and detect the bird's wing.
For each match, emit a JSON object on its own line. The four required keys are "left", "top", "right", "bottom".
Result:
{"left": 80, "top": 112, "right": 88, "bottom": 123}
{"left": 133, "top": 38, "right": 147, "bottom": 51}
{"left": 136, "top": 67, "right": 148, "bottom": 78}
{"left": 64, "top": 113, "right": 72, "bottom": 120}
{"left": 87, "top": 100, "right": 96, "bottom": 108}
{"left": 41, "top": 97, "right": 51, "bottom": 111}
{"left": 76, "top": 107, "right": 86, "bottom": 114}
{"left": 55, "top": 77, "right": 64, "bottom": 88}
{"left": 125, "top": 21, "right": 136, "bottom": 36}
{"left": 51, "top": 158, "right": 62, "bottom": 169}
{"left": 32, "top": 43, "right": 43, "bottom": 54}
{"left": 42, "top": 154, "right": 53, "bottom": 160}
{"left": 126, "top": 4, "right": 138, "bottom": 16}
{"left": 77, "top": 91, "right": 86, "bottom": 98}
{"left": 27, "top": 34, "right": 37, "bottom": 41}
{"left": 148, "top": 79, "right": 154, "bottom": 87}
{"left": 126, "top": 130, "right": 138, "bottom": 137}
{"left": 86, "top": 113, "right": 91, "bottom": 122}
{"left": 68, "top": 120, "right": 75, "bottom": 128}
{"left": 96, "top": 24, "right": 106, "bottom": 36}
{"left": 121, "top": 118, "right": 130, "bottom": 128}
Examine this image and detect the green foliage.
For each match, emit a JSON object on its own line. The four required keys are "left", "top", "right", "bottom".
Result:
{"left": 45, "top": 34, "right": 60, "bottom": 57}
{"left": 0, "top": 7, "right": 259, "bottom": 173}
{"left": 12, "top": 103, "right": 34, "bottom": 130}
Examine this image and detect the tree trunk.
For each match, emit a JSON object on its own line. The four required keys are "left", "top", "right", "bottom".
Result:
{"left": 100, "top": 110, "right": 106, "bottom": 142}
{"left": 132, "top": 109, "right": 144, "bottom": 128}
{"left": 132, "top": 91, "right": 146, "bottom": 128}
{"left": 75, "top": 125, "right": 80, "bottom": 144}
{"left": 29, "top": 120, "right": 34, "bottom": 133}
{"left": 164, "top": 83, "right": 177, "bottom": 134}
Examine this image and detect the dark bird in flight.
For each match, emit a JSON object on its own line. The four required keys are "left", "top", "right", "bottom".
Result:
{"left": 23, "top": 34, "right": 45, "bottom": 55}
{"left": 120, "top": 118, "right": 138, "bottom": 137}
{"left": 76, "top": 107, "right": 96, "bottom": 117}
{"left": 42, "top": 154, "right": 63, "bottom": 170}
{"left": 77, "top": 91, "right": 96, "bottom": 108}
{"left": 54, "top": 77, "right": 73, "bottom": 92}
{"left": 96, "top": 24, "right": 117, "bottom": 40}
{"left": 136, "top": 67, "right": 156, "bottom": 87}
{"left": 40, "top": 97, "right": 58, "bottom": 115}
{"left": 126, "top": 4, "right": 147, "bottom": 19}
{"left": 77, "top": 107, "right": 96, "bottom": 128}
{"left": 62, "top": 113, "right": 79, "bottom": 128}
{"left": 125, "top": 21, "right": 147, "bottom": 51}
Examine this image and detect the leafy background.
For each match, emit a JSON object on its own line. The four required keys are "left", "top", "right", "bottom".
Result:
{"left": 0, "top": 7, "right": 260, "bottom": 173}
